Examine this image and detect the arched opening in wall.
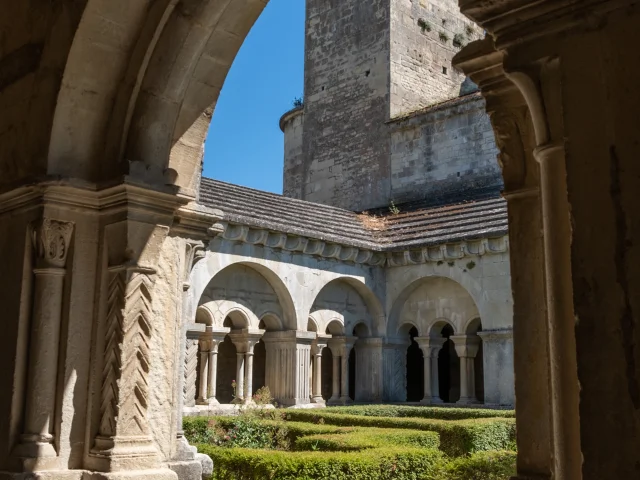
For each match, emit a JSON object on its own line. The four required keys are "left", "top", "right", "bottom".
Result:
{"left": 466, "top": 318, "right": 484, "bottom": 403}
{"left": 350, "top": 322, "right": 370, "bottom": 402}
{"left": 323, "top": 320, "right": 344, "bottom": 401}
{"left": 438, "top": 324, "right": 460, "bottom": 403}
{"left": 403, "top": 326, "right": 424, "bottom": 402}
{"left": 217, "top": 331, "right": 237, "bottom": 404}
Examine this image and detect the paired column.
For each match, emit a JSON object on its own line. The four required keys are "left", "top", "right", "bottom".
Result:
{"left": 229, "top": 329, "right": 265, "bottom": 404}
{"left": 327, "top": 337, "right": 356, "bottom": 405}
{"left": 414, "top": 337, "right": 446, "bottom": 405}
{"left": 311, "top": 335, "right": 329, "bottom": 404}
{"left": 196, "top": 328, "right": 230, "bottom": 405}
{"left": 16, "top": 218, "right": 74, "bottom": 469}
{"left": 451, "top": 335, "right": 482, "bottom": 404}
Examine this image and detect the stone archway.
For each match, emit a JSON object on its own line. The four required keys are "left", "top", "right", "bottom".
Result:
{"left": 405, "top": 326, "right": 424, "bottom": 402}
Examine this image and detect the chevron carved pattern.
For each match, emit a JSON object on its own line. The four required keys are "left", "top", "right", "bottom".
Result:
{"left": 99, "top": 269, "right": 155, "bottom": 438}
{"left": 183, "top": 339, "right": 199, "bottom": 407}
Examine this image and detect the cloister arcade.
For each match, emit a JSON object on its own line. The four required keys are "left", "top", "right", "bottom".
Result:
{"left": 182, "top": 255, "right": 497, "bottom": 410}
{"left": 2, "top": 1, "right": 637, "bottom": 479}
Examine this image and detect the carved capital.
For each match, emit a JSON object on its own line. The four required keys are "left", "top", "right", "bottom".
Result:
{"left": 32, "top": 218, "right": 75, "bottom": 268}
{"left": 183, "top": 241, "right": 206, "bottom": 290}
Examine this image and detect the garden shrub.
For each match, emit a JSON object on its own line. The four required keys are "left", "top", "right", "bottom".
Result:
{"left": 328, "top": 405, "right": 515, "bottom": 421}
{"left": 445, "top": 450, "right": 517, "bottom": 479}
{"left": 197, "top": 443, "right": 446, "bottom": 480}
{"left": 284, "top": 410, "right": 516, "bottom": 456}
{"left": 294, "top": 427, "right": 440, "bottom": 452}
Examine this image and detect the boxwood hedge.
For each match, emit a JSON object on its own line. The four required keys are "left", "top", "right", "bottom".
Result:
{"left": 197, "top": 443, "right": 447, "bottom": 480}
{"left": 284, "top": 410, "right": 516, "bottom": 456}
{"left": 328, "top": 405, "right": 515, "bottom": 421}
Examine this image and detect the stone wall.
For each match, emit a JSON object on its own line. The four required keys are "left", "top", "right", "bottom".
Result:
{"left": 389, "top": 0, "right": 483, "bottom": 117}
{"left": 389, "top": 95, "right": 502, "bottom": 205}
{"left": 281, "top": 107, "right": 305, "bottom": 199}
{"left": 301, "top": 0, "right": 392, "bottom": 211}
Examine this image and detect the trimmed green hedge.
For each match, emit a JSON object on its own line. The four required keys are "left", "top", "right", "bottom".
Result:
{"left": 294, "top": 427, "right": 440, "bottom": 452}
{"left": 284, "top": 410, "right": 516, "bottom": 457}
{"left": 328, "top": 405, "right": 515, "bottom": 420}
{"left": 198, "top": 443, "right": 446, "bottom": 480}
{"left": 446, "top": 450, "right": 517, "bottom": 479}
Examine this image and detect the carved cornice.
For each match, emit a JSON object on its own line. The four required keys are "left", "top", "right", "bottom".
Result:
{"left": 182, "top": 241, "right": 206, "bottom": 291}
{"left": 219, "top": 221, "right": 508, "bottom": 268}
{"left": 172, "top": 203, "right": 225, "bottom": 240}
{"left": 460, "top": 0, "right": 635, "bottom": 49}
{"left": 32, "top": 218, "right": 75, "bottom": 269}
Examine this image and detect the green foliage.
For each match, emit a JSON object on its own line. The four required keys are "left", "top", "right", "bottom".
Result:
{"left": 446, "top": 450, "right": 517, "bottom": 480}
{"left": 293, "top": 97, "right": 303, "bottom": 108}
{"left": 252, "top": 386, "right": 273, "bottom": 405}
{"left": 198, "top": 444, "right": 446, "bottom": 480}
{"left": 284, "top": 410, "right": 516, "bottom": 457}
{"left": 439, "top": 31, "right": 449, "bottom": 43}
{"left": 417, "top": 18, "right": 432, "bottom": 33}
{"left": 453, "top": 33, "right": 465, "bottom": 48}
{"left": 465, "top": 24, "right": 475, "bottom": 37}
{"left": 389, "top": 200, "right": 400, "bottom": 215}
{"left": 466, "top": 261, "right": 477, "bottom": 270}
{"left": 294, "top": 428, "right": 440, "bottom": 452}
{"left": 326, "top": 405, "right": 515, "bottom": 421}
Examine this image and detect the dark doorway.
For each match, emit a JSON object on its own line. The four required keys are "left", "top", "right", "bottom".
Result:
{"left": 321, "top": 347, "right": 333, "bottom": 400}
{"left": 216, "top": 335, "right": 236, "bottom": 403}
{"left": 474, "top": 335, "right": 485, "bottom": 402}
{"left": 406, "top": 327, "right": 424, "bottom": 401}
{"left": 438, "top": 324, "right": 459, "bottom": 403}
{"left": 348, "top": 347, "right": 356, "bottom": 400}
{"left": 252, "top": 340, "right": 266, "bottom": 396}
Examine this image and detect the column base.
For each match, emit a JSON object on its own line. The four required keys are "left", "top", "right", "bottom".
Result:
{"left": 90, "top": 469, "right": 178, "bottom": 480}
{"left": 12, "top": 439, "right": 58, "bottom": 472}
{"left": 457, "top": 398, "right": 481, "bottom": 405}
{"left": 338, "top": 396, "right": 353, "bottom": 405}
{"left": 311, "top": 396, "right": 326, "bottom": 405}
{"left": 231, "top": 397, "right": 244, "bottom": 404}
{"left": 166, "top": 459, "right": 202, "bottom": 480}
{"left": 429, "top": 397, "right": 443, "bottom": 404}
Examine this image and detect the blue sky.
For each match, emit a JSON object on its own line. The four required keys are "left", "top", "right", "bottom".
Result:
{"left": 202, "top": 0, "right": 305, "bottom": 194}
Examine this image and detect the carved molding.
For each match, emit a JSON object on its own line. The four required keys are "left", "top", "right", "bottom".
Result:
{"left": 32, "top": 218, "right": 75, "bottom": 268}
{"left": 182, "top": 241, "right": 206, "bottom": 291}
{"left": 183, "top": 339, "right": 199, "bottom": 408}
{"left": 98, "top": 268, "right": 155, "bottom": 439}
{"left": 220, "top": 221, "right": 508, "bottom": 268}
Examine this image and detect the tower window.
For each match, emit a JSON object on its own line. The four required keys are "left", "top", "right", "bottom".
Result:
{"left": 442, "top": 66, "right": 448, "bottom": 75}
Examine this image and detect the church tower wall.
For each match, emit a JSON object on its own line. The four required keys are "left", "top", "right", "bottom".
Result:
{"left": 300, "top": 0, "right": 392, "bottom": 211}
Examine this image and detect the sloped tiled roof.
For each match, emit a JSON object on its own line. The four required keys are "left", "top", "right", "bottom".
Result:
{"left": 199, "top": 178, "right": 507, "bottom": 252}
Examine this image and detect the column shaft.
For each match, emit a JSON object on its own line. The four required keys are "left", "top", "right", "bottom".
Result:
{"left": 244, "top": 352, "right": 254, "bottom": 404}
{"left": 312, "top": 353, "right": 324, "bottom": 403}
{"left": 339, "top": 353, "right": 351, "bottom": 403}
{"left": 235, "top": 353, "right": 245, "bottom": 402}
{"left": 459, "top": 356, "right": 469, "bottom": 401}
{"left": 21, "top": 269, "right": 66, "bottom": 459}
{"left": 208, "top": 348, "right": 219, "bottom": 404}
{"left": 431, "top": 352, "right": 442, "bottom": 403}
{"left": 197, "top": 349, "right": 209, "bottom": 404}
{"left": 330, "top": 355, "right": 340, "bottom": 402}
{"left": 422, "top": 352, "right": 432, "bottom": 402}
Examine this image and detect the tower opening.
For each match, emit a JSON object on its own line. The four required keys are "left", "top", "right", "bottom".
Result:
{"left": 406, "top": 326, "right": 424, "bottom": 402}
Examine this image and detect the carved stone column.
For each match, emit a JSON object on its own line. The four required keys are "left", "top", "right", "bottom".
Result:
{"left": 262, "top": 330, "right": 314, "bottom": 406}
{"left": 229, "top": 329, "right": 265, "bottom": 404}
{"left": 311, "top": 335, "right": 329, "bottom": 404}
{"left": 197, "top": 339, "right": 211, "bottom": 405}
{"left": 451, "top": 335, "right": 481, "bottom": 405}
{"left": 454, "top": 37, "right": 553, "bottom": 480}
{"left": 16, "top": 218, "right": 74, "bottom": 470}
{"left": 87, "top": 212, "right": 177, "bottom": 478}
{"left": 415, "top": 337, "right": 446, "bottom": 405}
{"left": 327, "top": 336, "right": 356, "bottom": 405}
{"left": 206, "top": 330, "right": 230, "bottom": 405}
{"left": 329, "top": 348, "right": 341, "bottom": 404}
{"left": 382, "top": 338, "right": 410, "bottom": 402}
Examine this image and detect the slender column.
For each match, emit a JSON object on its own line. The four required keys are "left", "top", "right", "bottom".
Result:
{"left": 196, "top": 341, "right": 210, "bottom": 405}
{"left": 430, "top": 349, "right": 443, "bottom": 404}
{"left": 234, "top": 353, "right": 245, "bottom": 403}
{"left": 17, "top": 218, "right": 74, "bottom": 468}
{"left": 451, "top": 335, "right": 481, "bottom": 404}
{"left": 415, "top": 337, "right": 445, "bottom": 405}
{"left": 207, "top": 342, "right": 219, "bottom": 405}
{"left": 311, "top": 339, "right": 328, "bottom": 404}
{"left": 243, "top": 338, "right": 260, "bottom": 404}
{"left": 330, "top": 354, "right": 340, "bottom": 403}
{"left": 338, "top": 339, "right": 356, "bottom": 404}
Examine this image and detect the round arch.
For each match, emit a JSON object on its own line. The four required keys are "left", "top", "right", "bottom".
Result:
{"left": 198, "top": 300, "right": 255, "bottom": 329}
{"left": 388, "top": 276, "right": 480, "bottom": 338}
{"left": 308, "top": 277, "right": 386, "bottom": 337}
{"left": 195, "top": 260, "right": 297, "bottom": 331}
